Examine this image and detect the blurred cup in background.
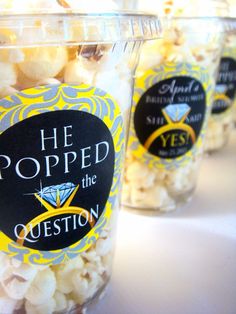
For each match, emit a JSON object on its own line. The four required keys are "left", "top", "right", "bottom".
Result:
{"left": 122, "top": 0, "right": 227, "bottom": 214}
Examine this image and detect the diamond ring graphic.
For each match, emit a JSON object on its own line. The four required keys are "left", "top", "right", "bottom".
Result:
{"left": 214, "top": 84, "right": 231, "bottom": 105}
{"left": 36, "top": 182, "right": 78, "bottom": 209}
{"left": 163, "top": 103, "right": 191, "bottom": 123}
{"left": 17, "top": 182, "right": 96, "bottom": 246}
{"left": 144, "top": 103, "right": 196, "bottom": 151}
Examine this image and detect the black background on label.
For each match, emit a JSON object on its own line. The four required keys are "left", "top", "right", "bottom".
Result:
{"left": 0, "top": 111, "right": 115, "bottom": 251}
{"left": 134, "top": 76, "right": 206, "bottom": 159}
{"left": 213, "top": 57, "right": 236, "bottom": 114}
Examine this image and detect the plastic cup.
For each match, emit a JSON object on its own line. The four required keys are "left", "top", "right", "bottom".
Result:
{"left": 205, "top": 18, "right": 236, "bottom": 151}
{"left": 122, "top": 17, "right": 225, "bottom": 213}
{"left": 0, "top": 9, "right": 160, "bottom": 314}
{"left": 233, "top": 101, "right": 236, "bottom": 124}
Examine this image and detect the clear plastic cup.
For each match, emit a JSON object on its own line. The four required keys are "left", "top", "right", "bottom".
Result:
{"left": 137, "top": 0, "right": 228, "bottom": 18}
{"left": 227, "top": 1, "right": 236, "bottom": 125}
{"left": 122, "top": 16, "right": 225, "bottom": 213}
{"left": 205, "top": 18, "right": 236, "bottom": 152}
{"left": 233, "top": 99, "right": 236, "bottom": 124}
{"left": 0, "top": 8, "right": 160, "bottom": 314}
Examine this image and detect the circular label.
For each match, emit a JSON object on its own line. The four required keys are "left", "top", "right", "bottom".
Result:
{"left": 212, "top": 57, "right": 236, "bottom": 114}
{"left": 134, "top": 76, "right": 206, "bottom": 159}
{"left": 129, "top": 63, "right": 213, "bottom": 170}
{"left": 0, "top": 84, "right": 124, "bottom": 265}
{"left": 0, "top": 111, "right": 114, "bottom": 251}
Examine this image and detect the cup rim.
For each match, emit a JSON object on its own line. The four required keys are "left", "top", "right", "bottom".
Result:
{"left": 0, "top": 11, "right": 162, "bottom": 45}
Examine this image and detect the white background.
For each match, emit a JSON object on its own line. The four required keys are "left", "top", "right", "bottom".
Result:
{"left": 89, "top": 131, "right": 236, "bottom": 314}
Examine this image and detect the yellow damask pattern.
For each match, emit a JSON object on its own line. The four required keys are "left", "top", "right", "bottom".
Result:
{"left": 0, "top": 84, "right": 124, "bottom": 265}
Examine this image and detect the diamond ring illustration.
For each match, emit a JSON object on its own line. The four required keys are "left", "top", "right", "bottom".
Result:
{"left": 163, "top": 103, "right": 191, "bottom": 123}
{"left": 214, "top": 84, "right": 231, "bottom": 105}
{"left": 37, "top": 182, "right": 78, "bottom": 209}
{"left": 144, "top": 103, "right": 196, "bottom": 151}
{"left": 17, "top": 182, "right": 96, "bottom": 246}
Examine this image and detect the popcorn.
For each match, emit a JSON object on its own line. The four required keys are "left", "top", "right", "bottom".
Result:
{"left": 0, "top": 62, "right": 17, "bottom": 87}
{"left": 0, "top": 29, "right": 16, "bottom": 46}
{"left": 123, "top": 156, "right": 199, "bottom": 210}
{"left": 137, "top": 26, "right": 221, "bottom": 77}
{"left": 95, "top": 238, "right": 112, "bottom": 257}
{"left": 146, "top": 184, "right": 175, "bottom": 210}
{"left": 166, "top": 160, "right": 199, "bottom": 193}
{"left": 64, "top": 44, "right": 124, "bottom": 86}
{"left": 54, "top": 256, "right": 84, "bottom": 294}
{"left": 0, "top": 254, "right": 11, "bottom": 281}
{"left": 9, "top": 258, "right": 21, "bottom": 269}
{"left": 11, "top": 264, "right": 38, "bottom": 282}
{"left": 36, "top": 78, "right": 61, "bottom": 86}
{"left": 138, "top": 42, "right": 163, "bottom": 74}
{"left": 0, "top": 48, "right": 24, "bottom": 63}
{"left": 53, "top": 291, "right": 68, "bottom": 312}
{"left": 0, "top": 231, "right": 114, "bottom": 313}
{"left": 2, "top": 276, "right": 32, "bottom": 300}
{"left": 0, "top": 6, "right": 150, "bottom": 312}
{"left": 25, "top": 269, "right": 56, "bottom": 305}
{"left": 76, "top": 45, "right": 113, "bottom": 70}
{"left": 205, "top": 111, "right": 234, "bottom": 151}
{"left": 94, "top": 70, "right": 133, "bottom": 114}
{"left": 86, "top": 271, "right": 104, "bottom": 298}
{"left": 64, "top": 59, "right": 95, "bottom": 85}
{"left": 71, "top": 276, "right": 89, "bottom": 305}
{"left": 18, "top": 47, "right": 68, "bottom": 81}
{"left": 129, "top": 186, "right": 148, "bottom": 207}
{"left": 0, "top": 36, "right": 131, "bottom": 311}
{"left": 16, "top": 69, "right": 38, "bottom": 90}
{"left": 0, "top": 287, "right": 19, "bottom": 314}
{"left": 122, "top": 0, "right": 225, "bottom": 212}
{"left": 25, "top": 299, "right": 56, "bottom": 314}
{"left": 138, "top": 0, "right": 228, "bottom": 17}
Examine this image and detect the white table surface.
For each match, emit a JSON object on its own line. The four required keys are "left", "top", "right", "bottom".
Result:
{"left": 89, "top": 131, "right": 236, "bottom": 314}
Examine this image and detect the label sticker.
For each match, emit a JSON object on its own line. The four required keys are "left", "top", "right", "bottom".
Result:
{"left": 134, "top": 76, "right": 205, "bottom": 159}
{"left": 213, "top": 56, "right": 236, "bottom": 115}
{"left": 0, "top": 84, "right": 124, "bottom": 265}
{"left": 129, "top": 63, "right": 213, "bottom": 169}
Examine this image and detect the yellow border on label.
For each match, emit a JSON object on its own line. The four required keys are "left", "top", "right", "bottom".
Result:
{"left": 129, "top": 63, "right": 214, "bottom": 170}
{"left": 0, "top": 84, "right": 124, "bottom": 265}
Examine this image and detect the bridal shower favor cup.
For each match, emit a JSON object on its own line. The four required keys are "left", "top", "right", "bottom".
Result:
{"left": 227, "top": 0, "right": 236, "bottom": 126}
{"left": 205, "top": 18, "right": 236, "bottom": 152}
{"left": 0, "top": 4, "right": 160, "bottom": 313}
{"left": 122, "top": 0, "right": 227, "bottom": 213}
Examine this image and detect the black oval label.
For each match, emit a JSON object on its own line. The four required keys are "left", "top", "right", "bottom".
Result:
{"left": 212, "top": 57, "right": 236, "bottom": 114}
{"left": 0, "top": 110, "right": 115, "bottom": 251}
{"left": 134, "top": 76, "right": 206, "bottom": 159}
